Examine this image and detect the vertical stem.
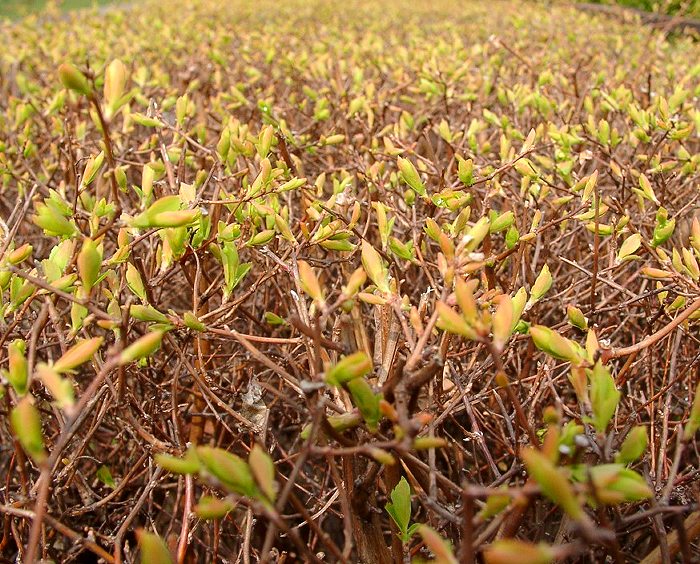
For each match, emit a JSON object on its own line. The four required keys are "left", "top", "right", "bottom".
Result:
{"left": 460, "top": 487, "right": 475, "bottom": 564}
{"left": 23, "top": 460, "right": 50, "bottom": 563}
{"left": 89, "top": 95, "right": 121, "bottom": 215}
{"left": 590, "top": 187, "right": 600, "bottom": 317}
{"left": 189, "top": 252, "right": 209, "bottom": 447}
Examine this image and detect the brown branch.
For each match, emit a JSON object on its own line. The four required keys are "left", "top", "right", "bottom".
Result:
{"left": 602, "top": 296, "right": 700, "bottom": 362}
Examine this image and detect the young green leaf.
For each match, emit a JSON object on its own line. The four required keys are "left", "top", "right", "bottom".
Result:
{"left": 490, "top": 211, "right": 514, "bottom": 233}
{"left": 413, "top": 436, "right": 448, "bottom": 450}
{"left": 297, "top": 260, "right": 324, "bottom": 304}
{"left": 589, "top": 361, "right": 620, "bottom": 433}
{"left": 53, "top": 337, "right": 103, "bottom": 373}
{"left": 300, "top": 411, "right": 364, "bottom": 440}
{"left": 397, "top": 157, "right": 426, "bottom": 197}
{"left": 572, "top": 464, "right": 653, "bottom": 505}
{"left": 386, "top": 476, "right": 412, "bottom": 541}
{"left": 637, "top": 173, "right": 659, "bottom": 204}
{"left": 126, "top": 263, "right": 147, "bottom": 302}
{"left": 119, "top": 331, "right": 164, "bottom": 365}
{"left": 11, "top": 396, "right": 47, "bottom": 464}
{"left": 325, "top": 352, "right": 372, "bottom": 386}
{"left": 7, "top": 244, "right": 33, "bottom": 265}
{"left": 77, "top": 238, "right": 102, "bottom": 293}
{"left": 155, "top": 449, "right": 201, "bottom": 475}
{"left": 529, "top": 325, "right": 582, "bottom": 364}
{"left": 36, "top": 363, "right": 75, "bottom": 410}
{"left": 566, "top": 305, "right": 588, "bottom": 331}
{"left": 455, "top": 278, "right": 479, "bottom": 326}
{"left": 492, "top": 294, "right": 513, "bottom": 350}
{"left": 136, "top": 530, "right": 173, "bottom": 564}
{"left": 521, "top": 447, "right": 584, "bottom": 521}
{"left": 368, "top": 448, "right": 396, "bottom": 466}
{"left": 478, "top": 490, "right": 511, "bottom": 521}
{"left": 416, "top": 525, "right": 458, "bottom": 564}
{"left": 81, "top": 152, "right": 105, "bottom": 187}
{"left": 617, "top": 233, "right": 642, "bottom": 262}
{"left": 249, "top": 445, "right": 277, "bottom": 502}
{"left": 196, "top": 446, "right": 258, "bottom": 497}
{"left": 58, "top": 63, "right": 91, "bottom": 96}
{"left": 194, "top": 496, "right": 236, "bottom": 520}
{"left": 130, "top": 304, "right": 170, "bottom": 324}
{"left": 361, "top": 240, "right": 390, "bottom": 294}
{"left": 96, "top": 465, "right": 116, "bottom": 489}
{"left": 457, "top": 156, "right": 474, "bottom": 187}
{"left": 436, "top": 302, "right": 476, "bottom": 339}
{"left": 183, "top": 311, "right": 206, "bottom": 332}
{"left": 484, "top": 540, "right": 555, "bottom": 564}
{"left": 7, "top": 339, "right": 28, "bottom": 396}
{"left": 684, "top": 383, "right": 700, "bottom": 440}
{"left": 342, "top": 267, "right": 367, "bottom": 297}
{"left": 346, "top": 377, "right": 381, "bottom": 432}
{"left": 526, "top": 264, "right": 552, "bottom": 309}
{"left": 104, "top": 59, "right": 127, "bottom": 117}
{"left": 615, "top": 426, "right": 648, "bottom": 465}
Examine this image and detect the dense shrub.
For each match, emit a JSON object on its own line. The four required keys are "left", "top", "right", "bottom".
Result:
{"left": 585, "top": 0, "right": 700, "bottom": 17}
{"left": 1, "top": 0, "right": 700, "bottom": 562}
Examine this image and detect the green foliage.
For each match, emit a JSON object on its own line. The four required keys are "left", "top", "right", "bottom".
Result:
{"left": 156, "top": 444, "right": 278, "bottom": 509}
{"left": 1, "top": 0, "right": 698, "bottom": 560}
{"left": 0, "top": 1, "right": 118, "bottom": 19}
{"left": 585, "top": 0, "right": 700, "bottom": 17}
{"left": 386, "top": 477, "right": 420, "bottom": 542}
{"left": 10, "top": 396, "right": 46, "bottom": 464}
{"left": 615, "top": 426, "right": 648, "bottom": 464}
{"left": 521, "top": 447, "right": 585, "bottom": 521}
{"left": 96, "top": 465, "right": 116, "bottom": 489}
{"left": 136, "top": 529, "right": 173, "bottom": 564}
{"left": 325, "top": 352, "right": 372, "bottom": 386}
{"left": 484, "top": 539, "right": 556, "bottom": 564}
{"left": 589, "top": 361, "right": 621, "bottom": 433}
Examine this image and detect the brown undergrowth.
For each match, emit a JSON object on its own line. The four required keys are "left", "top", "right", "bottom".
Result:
{"left": 1, "top": 0, "right": 700, "bottom": 562}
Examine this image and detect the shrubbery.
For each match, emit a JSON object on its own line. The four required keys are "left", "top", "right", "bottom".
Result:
{"left": 586, "top": 0, "right": 700, "bottom": 17}
{"left": 1, "top": 0, "right": 700, "bottom": 561}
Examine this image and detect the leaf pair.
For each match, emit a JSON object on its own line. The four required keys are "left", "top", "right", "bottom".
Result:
{"left": 325, "top": 352, "right": 380, "bottom": 432}
{"left": 130, "top": 195, "right": 200, "bottom": 230}
{"left": 156, "top": 445, "right": 277, "bottom": 505}
{"left": 385, "top": 477, "right": 419, "bottom": 542}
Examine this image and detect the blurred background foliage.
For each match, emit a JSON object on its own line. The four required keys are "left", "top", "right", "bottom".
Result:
{"left": 1, "top": 0, "right": 698, "bottom": 19}
{"left": 575, "top": 0, "right": 700, "bottom": 16}
{"left": 0, "top": 0, "right": 117, "bottom": 19}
